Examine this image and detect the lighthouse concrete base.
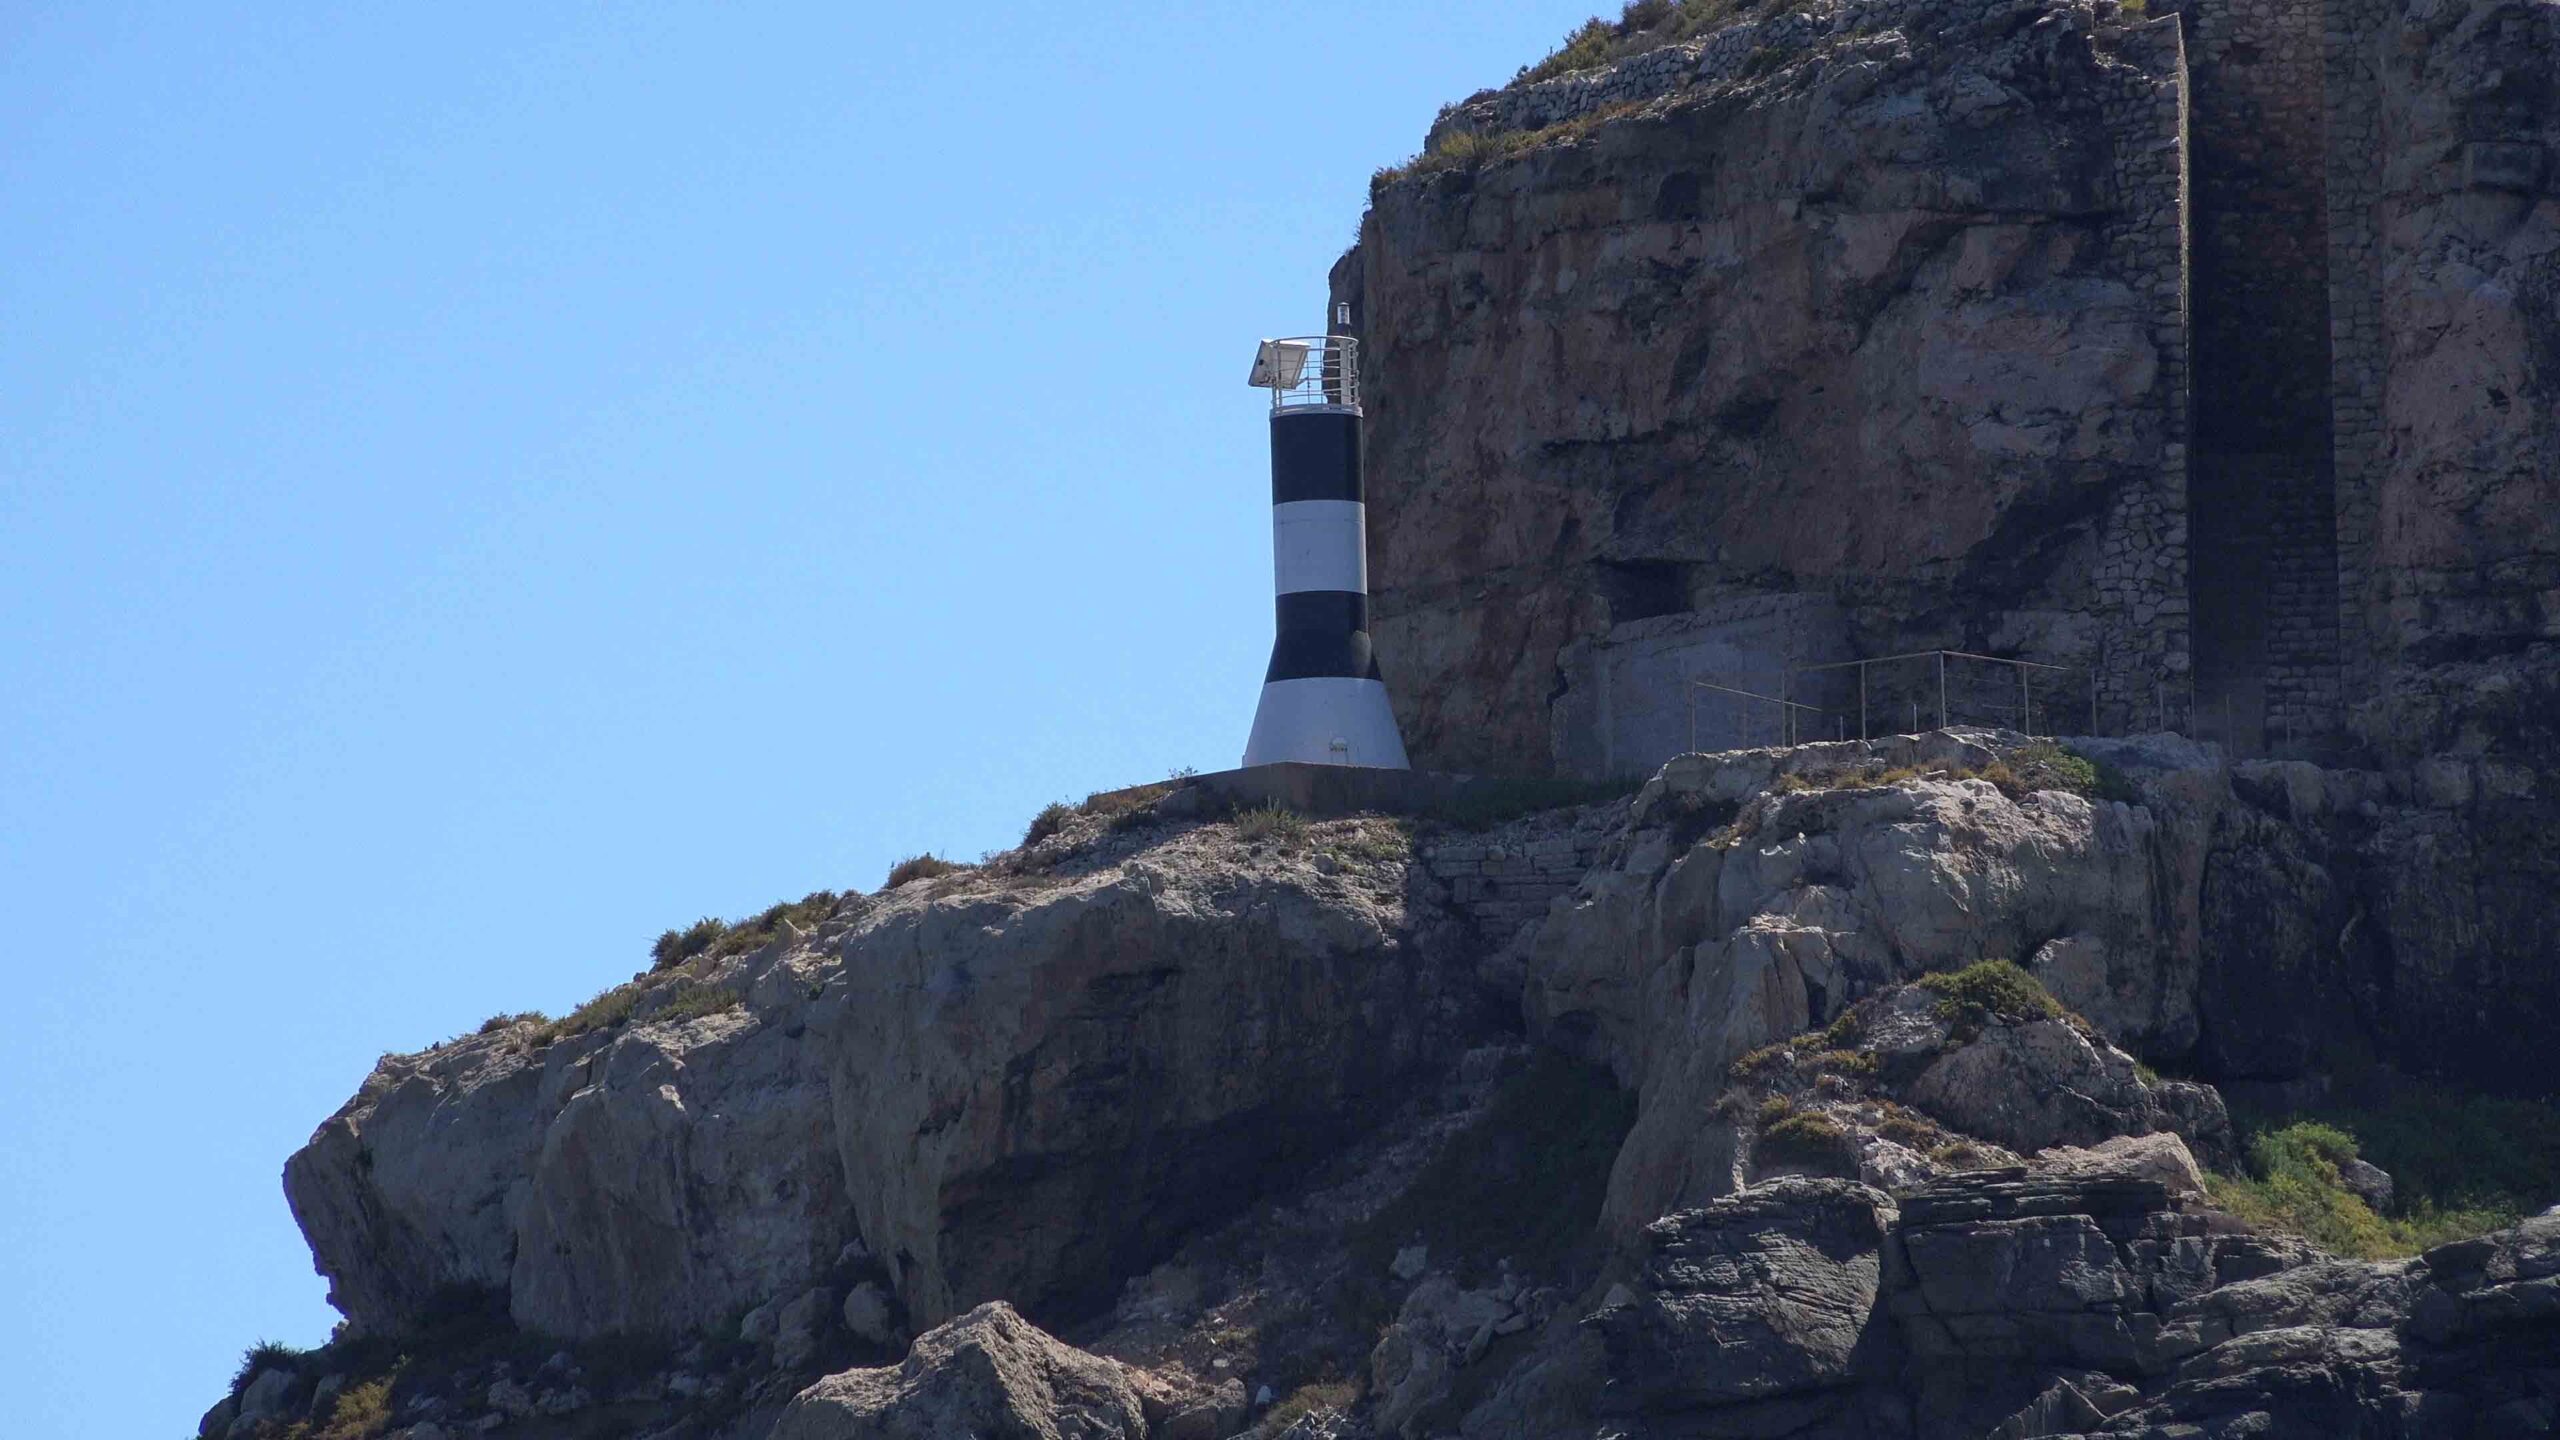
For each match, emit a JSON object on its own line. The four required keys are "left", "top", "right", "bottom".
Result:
{"left": 1243, "top": 676, "right": 1410, "bottom": 770}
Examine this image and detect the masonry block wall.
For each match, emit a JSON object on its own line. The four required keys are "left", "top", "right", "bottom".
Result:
{"left": 1417, "top": 808, "right": 1619, "bottom": 942}
{"left": 2169, "top": 0, "right": 2347, "bottom": 753}
{"left": 2092, "top": 17, "right": 2199, "bottom": 734}
{"left": 2319, "top": 0, "right": 2387, "bottom": 713}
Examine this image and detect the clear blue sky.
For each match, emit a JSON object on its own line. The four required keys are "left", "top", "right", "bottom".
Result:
{"left": 0, "top": 4, "right": 1595, "bottom": 1435}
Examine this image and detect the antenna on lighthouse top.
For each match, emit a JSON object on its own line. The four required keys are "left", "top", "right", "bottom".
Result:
{"left": 1248, "top": 335, "right": 1359, "bottom": 414}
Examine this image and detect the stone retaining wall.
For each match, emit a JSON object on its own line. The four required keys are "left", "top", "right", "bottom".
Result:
{"left": 1417, "top": 809, "right": 1620, "bottom": 943}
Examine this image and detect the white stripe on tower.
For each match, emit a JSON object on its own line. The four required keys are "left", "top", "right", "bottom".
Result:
{"left": 1272, "top": 500, "right": 1369, "bottom": 595}
{"left": 1243, "top": 337, "right": 1409, "bottom": 770}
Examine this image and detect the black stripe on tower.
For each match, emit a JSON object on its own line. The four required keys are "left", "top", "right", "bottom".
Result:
{"left": 1270, "top": 412, "right": 1362, "bottom": 503}
{"left": 1266, "top": 592, "right": 1381, "bottom": 682}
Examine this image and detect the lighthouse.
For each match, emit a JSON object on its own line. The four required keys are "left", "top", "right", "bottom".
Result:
{"left": 1242, "top": 334, "right": 1410, "bottom": 770}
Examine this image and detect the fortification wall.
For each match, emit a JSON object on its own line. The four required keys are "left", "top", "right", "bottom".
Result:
{"left": 2090, "top": 17, "right": 2197, "bottom": 732}
{"left": 1417, "top": 819, "right": 1615, "bottom": 944}
{"left": 2167, "top": 0, "right": 2346, "bottom": 753}
{"left": 2320, "top": 0, "right": 2387, "bottom": 711}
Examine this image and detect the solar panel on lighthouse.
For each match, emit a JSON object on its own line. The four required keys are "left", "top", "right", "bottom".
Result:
{"left": 1242, "top": 336, "right": 1411, "bottom": 770}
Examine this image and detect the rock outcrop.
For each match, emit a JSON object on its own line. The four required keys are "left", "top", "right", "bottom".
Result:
{"left": 1515, "top": 730, "right": 2223, "bottom": 1227}
{"left": 228, "top": 731, "right": 2560, "bottom": 1440}
{"left": 1474, "top": 1162, "right": 2559, "bottom": 1438}
{"left": 770, "top": 1303, "right": 1151, "bottom": 1440}
{"left": 285, "top": 815, "right": 1472, "bottom": 1342}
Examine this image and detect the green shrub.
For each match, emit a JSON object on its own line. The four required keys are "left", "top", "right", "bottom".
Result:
{"left": 1874, "top": 1104, "right": 1940, "bottom": 1150}
{"left": 315, "top": 1376, "right": 394, "bottom": 1440}
{"left": 1518, "top": 18, "right": 1616, "bottom": 83}
{"left": 883, "top": 854, "right": 963, "bottom": 890}
{"left": 656, "top": 982, "right": 742, "bottom": 1023}
{"left": 2206, "top": 1119, "right": 2527, "bottom": 1259}
{"left": 1987, "top": 741, "right": 2137, "bottom": 802}
{"left": 1234, "top": 804, "right": 1309, "bottom": 847}
{"left": 2208, "top": 1123, "right": 2403, "bottom": 1259}
{"left": 1759, "top": 1107, "right": 1853, "bottom": 1166}
{"left": 650, "top": 916, "right": 727, "bottom": 970}
{"left": 1930, "top": 1139, "right": 1996, "bottom": 1169}
{"left": 475, "top": 1011, "right": 547, "bottom": 1035}
{"left": 2213, "top": 1079, "right": 2560, "bottom": 1258}
{"left": 1918, "top": 960, "right": 2066, "bottom": 1034}
{"left": 704, "top": 890, "right": 841, "bottom": 960}
{"left": 1374, "top": 103, "right": 1650, "bottom": 193}
{"left": 2315, "top": 1081, "right": 2560, "bottom": 1216}
{"left": 1023, "top": 801, "right": 1076, "bottom": 847}
{"left": 232, "top": 1339, "right": 307, "bottom": 1392}
{"left": 1090, "top": 783, "right": 1175, "bottom": 832}
{"left": 542, "top": 983, "right": 640, "bottom": 1041}
{"left": 1256, "top": 1379, "right": 1362, "bottom": 1437}
{"left": 1812, "top": 1047, "right": 1878, "bottom": 1077}
{"left": 1327, "top": 818, "right": 1416, "bottom": 862}
{"left": 1730, "top": 1041, "right": 1795, "bottom": 1079}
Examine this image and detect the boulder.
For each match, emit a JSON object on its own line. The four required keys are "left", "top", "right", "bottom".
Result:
{"left": 770, "top": 1302, "right": 1148, "bottom": 1440}
{"left": 841, "top": 1282, "right": 898, "bottom": 1349}
{"left": 2033, "top": 1133, "right": 2208, "bottom": 1201}
{"left": 774, "top": 1285, "right": 839, "bottom": 1371}
{"left": 1369, "top": 1275, "right": 1522, "bottom": 1437}
{"left": 1904, "top": 1015, "right": 2157, "bottom": 1154}
{"left": 1593, "top": 1179, "right": 1897, "bottom": 1412}
{"left": 232, "top": 1368, "right": 300, "bottom": 1430}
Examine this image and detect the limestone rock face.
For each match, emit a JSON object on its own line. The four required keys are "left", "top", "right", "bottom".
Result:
{"left": 771, "top": 1302, "right": 1148, "bottom": 1440}
{"left": 1352, "top": 0, "right": 2191, "bottom": 778}
{"left": 1518, "top": 731, "right": 2211, "bottom": 1228}
{"left": 814, "top": 837, "right": 1465, "bottom": 1327}
{"left": 510, "top": 1008, "right": 851, "bottom": 1338}
{"left": 283, "top": 822, "right": 1465, "bottom": 1340}
{"left": 2353, "top": 3, "right": 2560, "bottom": 703}
{"left": 282, "top": 1027, "right": 558, "bottom": 1328}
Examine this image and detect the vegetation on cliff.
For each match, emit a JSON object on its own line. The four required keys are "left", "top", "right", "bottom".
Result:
{"left": 1515, "top": 0, "right": 1791, "bottom": 84}
{"left": 2213, "top": 1079, "right": 2560, "bottom": 1259}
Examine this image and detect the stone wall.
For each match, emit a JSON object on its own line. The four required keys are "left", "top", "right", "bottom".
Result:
{"left": 1416, "top": 809, "right": 1618, "bottom": 943}
{"left": 1550, "top": 595, "right": 1851, "bottom": 779}
{"left": 2320, "top": 0, "right": 2388, "bottom": 713}
{"left": 2091, "top": 16, "right": 2198, "bottom": 732}
{"left": 2166, "top": 0, "right": 2346, "bottom": 754}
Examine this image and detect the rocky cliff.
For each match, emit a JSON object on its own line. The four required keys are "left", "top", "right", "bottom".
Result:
{"left": 211, "top": 730, "right": 2559, "bottom": 1440}
{"left": 203, "top": 2, "right": 2560, "bottom": 1437}
{"left": 1337, "top": 0, "right": 2560, "bottom": 1095}
{"left": 1343, "top": 0, "right": 2560, "bottom": 785}
{"left": 1352, "top": 0, "right": 2191, "bottom": 778}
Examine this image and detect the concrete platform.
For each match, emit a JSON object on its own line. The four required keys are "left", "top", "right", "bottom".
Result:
{"left": 1096, "top": 763, "right": 1588, "bottom": 822}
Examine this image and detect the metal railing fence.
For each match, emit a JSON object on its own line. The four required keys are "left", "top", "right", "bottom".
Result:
{"left": 1687, "top": 649, "right": 2097, "bottom": 752}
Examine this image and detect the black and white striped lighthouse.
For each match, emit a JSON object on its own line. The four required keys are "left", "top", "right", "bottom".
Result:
{"left": 1242, "top": 335, "right": 1410, "bottom": 769}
